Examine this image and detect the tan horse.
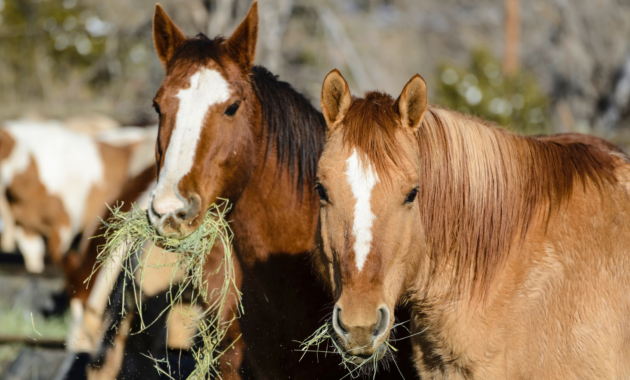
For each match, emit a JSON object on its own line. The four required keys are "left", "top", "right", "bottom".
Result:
{"left": 313, "top": 69, "right": 630, "bottom": 379}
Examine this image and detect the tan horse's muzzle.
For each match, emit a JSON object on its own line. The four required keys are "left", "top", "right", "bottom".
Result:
{"left": 332, "top": 303, "right": 391, "bottom": 363}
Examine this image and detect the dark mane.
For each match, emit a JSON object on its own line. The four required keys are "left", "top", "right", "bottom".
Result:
{"left": 341, "top": 100, "right": 619, "bottom": 297}
{"left": 251, "top": 66, "right": 327, "bottom": 194}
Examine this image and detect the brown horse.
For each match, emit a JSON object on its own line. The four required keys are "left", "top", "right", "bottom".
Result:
{"left": 148, "top": 3, "right": 417, "bottom": 379}
{"left": 313, "top": 69, "right": 630, "bottom": 379}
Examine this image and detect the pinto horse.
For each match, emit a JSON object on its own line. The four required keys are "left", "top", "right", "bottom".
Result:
{"left": 147, "top": 3, "right": 416, "bottom": 378}
{"left": 313, "top": 69, "right": 630, "bottom": 379}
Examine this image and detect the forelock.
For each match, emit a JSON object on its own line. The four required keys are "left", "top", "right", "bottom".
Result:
{"left": 167, "top": 34, "right": 227, "bottom": 74}
{"left": 340, "top": 92, "right": 411, "bottom": 182}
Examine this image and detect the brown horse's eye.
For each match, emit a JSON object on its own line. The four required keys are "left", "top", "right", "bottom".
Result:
{"left": 405, "top": 188, "right": 418, "bottom": 204}
{"left": 224, "top": 101, "right": 240, "bottom": 116}
{"left": 153, "top": 101, "right": 161, "bottom": 115}
{"left": 315, "top": 183, "right": 329, "bottom": 203}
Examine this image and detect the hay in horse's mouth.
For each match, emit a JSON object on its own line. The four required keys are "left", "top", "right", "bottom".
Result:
{"left": 297, "top": 321, "right": 403, "bottom": 379}
{"left": 87, "top": 200, "right": 241, "bottom": 379}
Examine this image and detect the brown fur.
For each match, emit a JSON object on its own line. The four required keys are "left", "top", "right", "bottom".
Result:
{"left": 0, "top": 129, "right": 14, "bottom": 162}
{"left": 315, "top": 71, "right": 630, "bottom": 379}
{"left": 153, "top": 4, "right": 187, "bottom": 67}
{"left": 0, "top": 130, "right": 16, "bottom": 252}
{"left": 6, "top": 157, "right": 71, "bottom": 262}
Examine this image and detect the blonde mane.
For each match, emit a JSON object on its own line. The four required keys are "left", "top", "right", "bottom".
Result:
{"left": 341, "top": 96, "right": 618, "bottom": 296}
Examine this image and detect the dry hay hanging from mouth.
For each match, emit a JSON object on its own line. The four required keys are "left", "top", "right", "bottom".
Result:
{"left": 88, "top": 200, "right": 241, "bottom": 379}
{"left": 297, "top": 320, "right": 409, "bottom": 380}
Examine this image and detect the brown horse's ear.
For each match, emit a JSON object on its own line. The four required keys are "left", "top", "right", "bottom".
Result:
{"left": 396, "top": 74, "right": 428, "bottom": 132}
{"left": 226, "top": 1, "right": 258, "bottom": 70}
{"left": 321, "top": 69, "right": 352, "bottom": 128}
{"left": 153, "top": 4, "right": 186, "bottom": 68}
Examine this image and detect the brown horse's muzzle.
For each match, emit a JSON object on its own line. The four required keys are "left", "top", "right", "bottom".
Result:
{"left": 332, "top": 303, "right": 391, "bottom": 364}
{"left": 148, "top": 192, "right": 203, "bottom": 239}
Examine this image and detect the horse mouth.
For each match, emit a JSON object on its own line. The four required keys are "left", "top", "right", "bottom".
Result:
{"left": 152, "top": 215, "right": 197, "bottom": 240}
{"left": 345, "top": 342, "right": 388, "bottom": 365}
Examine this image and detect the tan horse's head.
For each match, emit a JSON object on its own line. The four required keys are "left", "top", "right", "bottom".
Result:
{"left": 315, "top": 70, "right": 428, "bottom": 362}
{"left": 149, "top": 3, "right": 259, "bottom": 238}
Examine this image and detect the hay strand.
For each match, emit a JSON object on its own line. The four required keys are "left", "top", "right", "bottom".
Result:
{"left": 297, "top": 320, "right": 406, "bottom": 380}
{"left": 88, "top": 199, "right": 241, "bottom": 379}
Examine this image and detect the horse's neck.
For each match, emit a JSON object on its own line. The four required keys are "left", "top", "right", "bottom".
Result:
{"left": 229, "top": 111, "right": 320, "bottom": 267}
{"left": 409, "top": 114, "right": 627, "bottom": 374}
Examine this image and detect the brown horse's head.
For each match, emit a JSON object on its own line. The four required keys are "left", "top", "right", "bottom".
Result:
{"left": 149, "top": 2, "right": 259, "bottom": 238}
{"left": 315, "top": 70, "right": 428, "bottom": 363}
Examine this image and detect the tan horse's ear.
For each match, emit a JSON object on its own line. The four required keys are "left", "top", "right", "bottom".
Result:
{"left": 153, "top": 4, "right": 186, "bottom": 68}
{"left": 226, "top": 1, "right": 258, "bottom": 70}
{"left": 321, "top": 69, "right": 352, "bottom": 128}
{"left": 396, "top": 74, "right": 428, "bottom": 132}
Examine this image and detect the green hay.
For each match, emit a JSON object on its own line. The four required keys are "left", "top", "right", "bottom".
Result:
{"left": 88, "top": 200, "right": 242, "bottom": 380}
{"left": 297, "top": 321, "right": 406, "bottom": 380}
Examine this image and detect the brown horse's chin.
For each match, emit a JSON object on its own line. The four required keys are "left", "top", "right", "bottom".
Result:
{"left": 346, "top": 341, "right": 388, "bottom": 365}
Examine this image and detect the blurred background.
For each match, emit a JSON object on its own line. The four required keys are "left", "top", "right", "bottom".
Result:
{"left": 2, "top": 0, "right": 630, "bottom": 378}
{"left": 3, "top": 0, "right": 630, "bottom": 137}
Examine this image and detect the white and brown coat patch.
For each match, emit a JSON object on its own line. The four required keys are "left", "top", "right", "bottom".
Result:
{"left": 0, "top": 120, "right": 132, "bottom": 272}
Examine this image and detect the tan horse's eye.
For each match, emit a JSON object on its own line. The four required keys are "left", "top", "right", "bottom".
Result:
{"left": 405, "top": 187, "right": 418, "bottom": 204}
{"left": 315, "top": 183, "right": 329, "bottom": 203}
{"left": 224, "top": 101, "right": 241, "bottom": 116}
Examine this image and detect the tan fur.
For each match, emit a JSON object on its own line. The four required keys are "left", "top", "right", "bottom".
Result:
{"left": 87, "top": 312, "right": 132, "bottom": 380}
{"left": 321, "top": 69, "right": 353, "bottom": 127}
{"left": 538, "top": 132, "right": 626, "bottom": 155}
{"left": 315, "top": 71, "right": 630, "bottom": 379}
{"left": 134, "top": 244, "right": 187, "bottom": 297}
{"left": 166, "top": 303, "right": 202, "bottom": 350}
{"left": 396, "top": 74, "right": 428, "bottom": 131}
{"left": 0, "top": 129, "right": 16, "bottom": 251}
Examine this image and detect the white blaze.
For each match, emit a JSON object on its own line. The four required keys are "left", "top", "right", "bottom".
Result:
{"left": 151, "top": 68, "right": 231, "bottom": 215}
{"left": 345, "top": 149, "right": 379, "bottom": 272}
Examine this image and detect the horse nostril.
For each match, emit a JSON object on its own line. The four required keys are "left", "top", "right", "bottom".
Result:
{"left": 151, "top": 202, "right": 162, "bottom": 219}
{"left": 333, "top": 305, "right": 348, "bottom": 335}
{"left": 177, "top": 210, "right": 187, "bottom": 220}
{"left": 373, "top": 306, "right": 390, "bottom": 338}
